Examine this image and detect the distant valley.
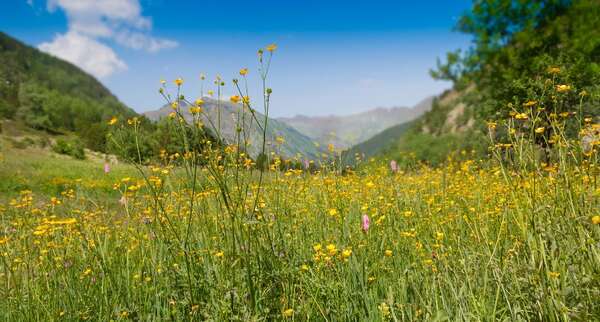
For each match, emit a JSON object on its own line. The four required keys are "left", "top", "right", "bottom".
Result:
{"left": 277, "top": 96, "right": 433, "bottom": 150}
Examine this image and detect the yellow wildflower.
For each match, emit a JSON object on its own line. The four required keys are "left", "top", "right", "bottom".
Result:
{"left": 47, "top": 218, "right": 76, "bottom": 225}
{"left": 282, "top": 308, "right": 294, "bottom": 318}
{"left": 378, "top": 302, "right": 390, "bottom": 317}
{"left": 189, "top": 107, "right": 202, "bottom": 114}
{"left": 548, "top": 66, "right": 560, "bottom": 74}
{"left": 266, "top": 43, "right": 277, "bottom": 52}
{"left": 230, "top": 95, "right": 241, "bottom": 104}
{"left": 515, "top": 113, "right": 528, "bottom": 120}
{"left": 327, "top": 143, "right": 335, "bottom": 153}
{"left": 326, "top": 244, "right": 337, "bottom": 256}
{"left": 341, "top": 248, "right": 352, "bottom": 259}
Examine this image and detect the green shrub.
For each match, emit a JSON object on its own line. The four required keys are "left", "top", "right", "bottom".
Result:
{"left": 21, "top": 137, "right": 36, "bottom": 148}
{"left": 52, "top": 138, "right": 85, "bottom": 159}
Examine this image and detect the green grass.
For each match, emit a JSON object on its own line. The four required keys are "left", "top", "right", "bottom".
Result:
{"left": 0, "top": 136, "right": 135, "bottom": 201}
{"left": 1, "top": 135, "right": 599, "bottom": 320}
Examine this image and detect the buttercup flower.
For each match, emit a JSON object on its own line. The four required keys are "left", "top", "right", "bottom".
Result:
{"left": 230, "top": 95, "right": 241, "bottom": 104}
{"left": 266, "top": 43, "right": 277, "bottom": 52}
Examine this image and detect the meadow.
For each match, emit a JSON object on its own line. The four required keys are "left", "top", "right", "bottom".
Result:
{"left": 1, "top": 48, "right": 600, "bottom": 321}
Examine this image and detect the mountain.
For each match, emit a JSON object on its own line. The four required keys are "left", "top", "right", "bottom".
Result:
{"left": 0, "top": 31, "right": 136, "bottom": 151}
{"left": 343, "top": 89, "right": 488, "bottom": 166}
{"left": 277, "top": 96, "right": 433, "bottom": 149}
{"left": 341, "top": 120, "right": 414, "bottom": 164}
{"left": 144, "top": 98, "right": 322, "bottom": 160}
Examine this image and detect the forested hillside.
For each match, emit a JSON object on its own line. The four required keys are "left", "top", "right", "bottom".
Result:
{"left": 0, "top": 32, "right": 136, "bottom": 151}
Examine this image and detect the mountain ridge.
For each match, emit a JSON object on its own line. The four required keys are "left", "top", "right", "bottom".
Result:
{"left": 144, "top": 98, "right": 322, "bottom": 160}
{"left": 277, "top": 96, "right": 433, "bottom": 149}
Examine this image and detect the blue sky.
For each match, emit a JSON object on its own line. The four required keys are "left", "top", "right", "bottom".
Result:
{"left": 2, "top": 0, "right": 473, "bottom": 117}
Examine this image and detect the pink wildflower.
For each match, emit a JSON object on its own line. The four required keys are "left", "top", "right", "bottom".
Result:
{"left": 362, "top": 214, "right": 370, "bottom": 232}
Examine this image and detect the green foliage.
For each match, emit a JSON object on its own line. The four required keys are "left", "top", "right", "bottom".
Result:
{"left": 52, "top": 137, "right": 86, "bottom": 160}
{"left": 341, "top": 121, "right": 412, "bottom": 165}
{"left": 435, "top": 0, "right": 600, "bottom": 114}
{"left": 253, "top": 152, "right": 267, "bottom": 170}
{"left": 384, "top": 128, "right": 489, "bottom": 167}
{"left": 106, "top": 121, "right": 155, "bottom": 163}
{"left": 106, "top": 116, "right": 219, "bottom": 164}
{"left": 0, "top": 32, "right": 137, "bottom": 151}
{"left": 434, "top": 0, "right": 572, "bottom": 83}
{"left": 389, "top": 0, "right": 600, "bottom": 166}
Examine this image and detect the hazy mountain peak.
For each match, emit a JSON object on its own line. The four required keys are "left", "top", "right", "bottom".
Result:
{"left": 277, "top": 97, "right": 433, "bottom": 149}
{"left": 143, "top": 98, "right": 322, "bottom": 159}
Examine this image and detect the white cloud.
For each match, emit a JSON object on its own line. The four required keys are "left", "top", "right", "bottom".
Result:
{"left": 39, "top": 31, "right": 127, "bottom": 78}
{"left": 38, "top": 0, "right": 178, "bottom": 78}
{"left": 47, "top": 0, "right": 151, "bottom": 35}
{"left": 114, "top": 30, "right": 178, "bottom": 53}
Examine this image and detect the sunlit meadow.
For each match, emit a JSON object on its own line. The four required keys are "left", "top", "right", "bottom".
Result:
{"left": 1, "top": 45, "right": 600, "bottom": 321}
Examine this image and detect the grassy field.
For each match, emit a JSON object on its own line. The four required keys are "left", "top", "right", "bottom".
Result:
{"left": 1, "top": 48, "right": 599, "bottom": 320}
{"left": 1, "top": 132, "right": 599, "bottom": 320}
{"left": 0, "top": 140, "right": 134, "bottom": 202}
